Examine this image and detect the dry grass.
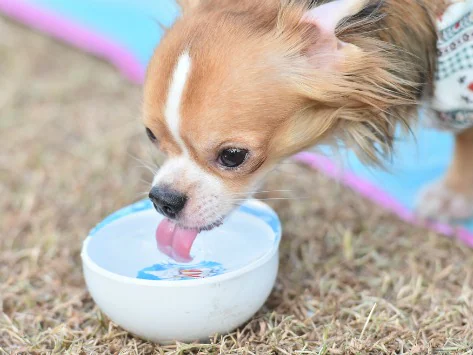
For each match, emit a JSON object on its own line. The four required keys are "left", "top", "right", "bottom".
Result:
{"left": 1, "top": 17, "right": 473, "bottom": 354}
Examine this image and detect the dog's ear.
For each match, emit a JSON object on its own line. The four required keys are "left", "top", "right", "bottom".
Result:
{"left": 300, "top": 0, "right": 369, "bottom": 71}
{"left": 270, "top": 0, "right": 414, "bottom": 165}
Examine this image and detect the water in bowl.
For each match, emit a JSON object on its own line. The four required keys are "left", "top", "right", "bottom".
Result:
{"left": 86, "top": 206, "right": 276, "bottom": 281}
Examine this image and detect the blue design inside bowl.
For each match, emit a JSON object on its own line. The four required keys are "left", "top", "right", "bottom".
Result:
{"left": 137, "top": 261, "right": 225, "bottom": 281}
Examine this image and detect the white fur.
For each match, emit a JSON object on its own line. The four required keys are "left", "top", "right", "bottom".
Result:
{"left": 153, "top": 157, "right": 207, "bottom": 186}
{"left": 164, "top": 52, "right": 192, "bottom": 153}
{"left": 155, "top": 52, "right": 235, "bottom": 228}
{"left": 152, "top": 157, "right": 230, "bottom": 228}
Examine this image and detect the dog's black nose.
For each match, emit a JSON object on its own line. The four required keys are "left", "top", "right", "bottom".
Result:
{"left": 149, "top": 186, "right": 187, "bottom": 219}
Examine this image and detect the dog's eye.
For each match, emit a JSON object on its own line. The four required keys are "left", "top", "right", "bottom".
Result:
{"left": 218, "top": 148, "right": 248, "bottom": 168}
{"left": 146, "top": 127, "right": 157, "bottom": 142}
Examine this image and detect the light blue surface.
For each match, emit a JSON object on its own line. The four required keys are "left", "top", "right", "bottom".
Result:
{"left": 23, "top": 0, "right": 181, "bottom": 68}
{"left": 342, "top": 127, "right": 454, "bottom": 210}
{"left": 19, "top": 0, "right": 473, "bottom": 232}
{"left": 342, "top": 126, "right": 473, "bottom": 230}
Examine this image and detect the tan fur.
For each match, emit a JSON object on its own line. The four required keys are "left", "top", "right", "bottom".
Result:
{"left": 145, "top": 0, "right": 439, "bottom": 164}
{"left": 271, "top": 0, "right": 439, "bottom": 164}
{"left": 445, "top": 127, "right": 473, "bottom": 193}
{"left": 144, "top": 0, "right": 470, "bottom": 225}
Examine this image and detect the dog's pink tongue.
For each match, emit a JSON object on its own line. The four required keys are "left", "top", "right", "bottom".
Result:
{"left": 156, "top": 219, "right": 199, "bottom": 263}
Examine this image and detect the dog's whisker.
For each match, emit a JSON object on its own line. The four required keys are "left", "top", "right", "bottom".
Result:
{"left": 134, "top": 164, "right": 158, "bottom": 175}
{"left": 136, "top": 191, "right": 151, "bottom": 199}
{"left": 230, "top": 197, "right": 309, "bottom": 202}
{"left": 230, "top": 189, "right": 294, "bottom": 196}
{"left": 138, "top": 178, "right": 152, "bottom": 186}
{"left": 252, "top": 189, "right": 293, "bottom": 193}
{"left": 128, "top": 153, "right": 160, "bottom": 175}
{"left": 144, "top": 145, "right": 163, "bottom": 169}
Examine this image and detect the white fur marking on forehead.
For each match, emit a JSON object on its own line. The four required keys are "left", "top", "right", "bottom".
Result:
{"left": 165, "top": 51, "right": 192, "bottom": 153}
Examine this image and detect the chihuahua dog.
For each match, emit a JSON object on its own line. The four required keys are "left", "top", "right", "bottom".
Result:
{"left": 143, "top": 0, "right": 473, "bottom": 254}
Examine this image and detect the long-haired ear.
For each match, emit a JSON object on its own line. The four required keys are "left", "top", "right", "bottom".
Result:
{"left": 300, "top": 0, "right": 370, "bottom": 71}
{"left": 273, "top": 103, "right": 410, "bottom": 167}
{"left": 269, "top": 0, "right": 418, "bottom": 166}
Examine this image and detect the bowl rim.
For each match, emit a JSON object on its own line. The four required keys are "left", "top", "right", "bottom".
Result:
{"left": 81, "top": 199, "right": 281, "bottom": 287}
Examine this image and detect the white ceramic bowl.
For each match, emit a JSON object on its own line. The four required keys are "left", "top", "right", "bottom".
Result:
{"left": 81, "top": 199, "right": 281, "bottom": 343}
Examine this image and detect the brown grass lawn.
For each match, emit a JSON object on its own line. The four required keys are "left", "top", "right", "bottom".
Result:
{"left": 1, "top": 16, "right": 473, "bottom": 354}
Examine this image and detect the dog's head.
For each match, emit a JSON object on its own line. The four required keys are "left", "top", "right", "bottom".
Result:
{"left": 143, "top": 0, "right": 425, "bottom": 231}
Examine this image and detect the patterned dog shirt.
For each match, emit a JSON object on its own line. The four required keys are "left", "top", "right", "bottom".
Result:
{"left": 429, "top": 0, "right": 473, "bottom": 131}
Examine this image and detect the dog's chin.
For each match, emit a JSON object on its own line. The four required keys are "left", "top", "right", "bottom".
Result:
{"left": 197, "top": 219, "right": 225, "bottom": 232}
{"left": 177, "top": 200, "right": 248, "bottom": 232}
{"left": 175, "top": 217, "right": 225, "bottom": 233}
